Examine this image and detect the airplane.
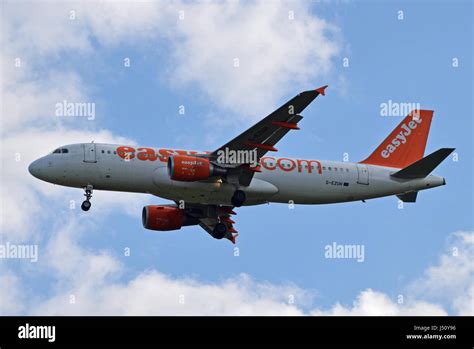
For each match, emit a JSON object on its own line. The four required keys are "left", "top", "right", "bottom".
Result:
{"left": 28, "top": 85, "right": 454, "bottom": 243}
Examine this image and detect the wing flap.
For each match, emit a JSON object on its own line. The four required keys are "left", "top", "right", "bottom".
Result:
{"left": 190, "top": 204, "right": 239, "bottom": 244}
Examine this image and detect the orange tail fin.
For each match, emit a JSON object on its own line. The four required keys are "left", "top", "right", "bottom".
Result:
{"left": 360, "top": 110, "right": 434, "bottom": 168}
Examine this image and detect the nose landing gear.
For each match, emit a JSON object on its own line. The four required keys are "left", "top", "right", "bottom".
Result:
{"left": 81, "top": 185, "right": 93, "bottom": 211}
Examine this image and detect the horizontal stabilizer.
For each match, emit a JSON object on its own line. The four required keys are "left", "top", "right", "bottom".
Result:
{"left": 391, "top": 148, "right": 455, "bottom": 179}
{"left": 397, "top": 191, "right": 418, "bottom": 203}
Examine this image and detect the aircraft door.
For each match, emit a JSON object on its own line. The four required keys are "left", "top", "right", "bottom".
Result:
{"left": 83, "top": 143, "right": 97, "bottom": 163}
{"left": 356, "top": 164, "right": 369, "bottom": 185}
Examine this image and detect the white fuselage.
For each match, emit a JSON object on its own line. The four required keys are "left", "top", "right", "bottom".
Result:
{"left": 28, "top": 143, "right": 446, "bottom": 205}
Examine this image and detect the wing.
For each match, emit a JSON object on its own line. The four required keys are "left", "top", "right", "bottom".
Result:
{"left": 208, "top": 85, "right": 328, "bottom": 185}
{"left": 183, "top": 203, "right": 238, "bottom": 244}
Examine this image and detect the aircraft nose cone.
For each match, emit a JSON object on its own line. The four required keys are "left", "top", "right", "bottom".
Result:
{"left": 28, "top": 159, "right": 42, "bottom": 178}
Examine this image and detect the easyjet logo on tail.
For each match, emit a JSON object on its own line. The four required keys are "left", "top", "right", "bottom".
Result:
{"left": 360, "top": 110, "right": 434, "bottom": 169}
{"left": 381, "top": 116, "right": 422, "bottom": 158}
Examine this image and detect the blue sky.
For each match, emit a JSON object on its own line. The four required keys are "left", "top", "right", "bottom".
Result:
{"left": 1, "top": 0, "right": 472, "bottom": 315}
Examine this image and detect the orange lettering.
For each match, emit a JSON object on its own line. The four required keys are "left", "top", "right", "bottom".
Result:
{"left": 117, "top": 146, "right": 135, "bottom": 160}
{"left": 158, "top": 149, "right": 175, "bottom": 163}
{"left": 277, "top": 158, "right": 296, "bottom": 172}
{"left": 297, "top": 159, "right": 322, "bottom": 174}
{"left": 261, "top": 156, "right": 276, "bottom": 170}
{"left": 137, "top": 147, "right": 158, "bottom": 161}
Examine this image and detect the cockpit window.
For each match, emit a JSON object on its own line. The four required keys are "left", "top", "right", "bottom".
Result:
{"left": 53, "top": 148, "right": 69, "bottom": 154}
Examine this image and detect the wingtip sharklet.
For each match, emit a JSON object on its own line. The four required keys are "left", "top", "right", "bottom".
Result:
{"left": 315, "top": 85, "right": 328, "bottom": 96}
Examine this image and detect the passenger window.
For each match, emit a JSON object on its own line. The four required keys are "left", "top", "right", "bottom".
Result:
{"left": 328, "top": 167, "right": 332, "bottom": 170}
{"left": 107, "top": 150, "right": 111, "bottom": 154}
{"left": 322, "top": 166, "right": 326, "bottom": 170}
{"left": 101, "top": 150, "right": 105, "bottom": 154}
{"left": 113, "top": 151, "right": 116, "bottom": 155}
{"left": 346, "top": 168, "right": 349, "bottom": 172}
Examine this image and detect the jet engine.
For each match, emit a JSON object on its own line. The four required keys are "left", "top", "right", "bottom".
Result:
{"left": 167, "top": 155, "right": 226, "bottom": 182}
{"left": 142, "top": 205, "right": 198, "bottom": 231}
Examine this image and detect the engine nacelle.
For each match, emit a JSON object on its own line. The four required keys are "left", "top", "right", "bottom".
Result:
{"left": 142, "top": 205, "right": 198, "bottom": 231}
{"left": 168, "top": 155, "right": 226, "bottom": 182}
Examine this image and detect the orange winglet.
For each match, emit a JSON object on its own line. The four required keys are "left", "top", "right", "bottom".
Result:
{"left": 272, "top": 121, "right": 300, "bottom": 130}
{"left": 244, "top": 141, "right": 277, "bottom": 152}
{"left": 315, "top": 85, "right": 328, "bottom": 96}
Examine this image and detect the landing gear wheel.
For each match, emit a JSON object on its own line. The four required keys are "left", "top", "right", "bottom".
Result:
{"left": 231, "top": 190, "right": 246, "bottom": 207}
{"left": 81, "top": 200, "right": 91, "bottom": 211}
{"left": 212, "top": 223, "right": 227, "bottom": 239}
{"left": 81, "top": 184, "right": 93, "bottom": 212}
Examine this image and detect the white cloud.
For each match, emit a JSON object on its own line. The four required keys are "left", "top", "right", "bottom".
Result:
{"left": 408, "top": 231, "right": 474, "bottom": 316}
{"left": 316, "top": 232, "right": 473, "bottom": 316}
{"left": 0, "top": 270, "right": 26, "bottom": 314}
{"left": 1, "top": 71, "right": 87, "bottom": 134}
{"left": 2, "top": 1, "right": 341, "bottom": 126}
{"left": 11, "top": 218, "right": 307, "bottom": 316}
{"left": 34, "top": 272, "right": 307, "bottom": 316}
{"left": 169, "top": 1, "right": 341, "bottom": 119}
{"left": 311, "top": 289, "right": 447, "bottom": 316}
{"left": 81, "top": 1, "right": 167, "bottom": 45}
{"left": 310, "top": 232, "right": 474, "bottom": 316}
{"left": 43, "top": 218, "right": 121, "bottom": 285}
{"left": 2, "top": 229, "right": 471, "bottom": 316}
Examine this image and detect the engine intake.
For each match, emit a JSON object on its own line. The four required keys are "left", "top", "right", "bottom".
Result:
{"left": 142, "top": 205, "right": 198, "bottom": 231}
{"left": 168, "top": 155, "right": 226, "bottom": 182}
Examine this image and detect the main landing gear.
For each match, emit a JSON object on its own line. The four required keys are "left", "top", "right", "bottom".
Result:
{"left": 81, "top": 184, "right": 93, "bottom": 211}
{"left": 211, "top": 222, "right": 227, "bottom": 240}
{"left": 231, "top": 189, "right": 246, "bottom": 207}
